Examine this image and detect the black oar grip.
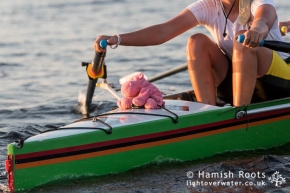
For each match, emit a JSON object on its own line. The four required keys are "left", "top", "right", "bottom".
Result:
{"left": 91, "top": 40, "right": 108, "bottom": 75}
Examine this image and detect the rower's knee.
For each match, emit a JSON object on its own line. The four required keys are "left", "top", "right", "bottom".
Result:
{"left": 233, "top": 30, "right": 257, "bottom": 56}
{"left": 233, "top": 38, "right": 258, "bottom": 59}
{"left": 233, "top": 41, "right": 257, "bottom": 55}
{"left": 187, "top": 34, "right": 210, "bottom": 50}
{"left": 186, "top": 34, "right": 211, "bottom": 59}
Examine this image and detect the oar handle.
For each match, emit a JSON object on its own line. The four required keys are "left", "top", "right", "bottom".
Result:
{"left": 281, "top": 26, "right": 288, "bottom": 34}
{"left": 99, "top": 40, "right": 108, "bottom": 49}
{"left": 91, "top": 40, "right": 108, "bottom": 75}
{"left": 236, "top": 34, "right": 290, "bottom": 54}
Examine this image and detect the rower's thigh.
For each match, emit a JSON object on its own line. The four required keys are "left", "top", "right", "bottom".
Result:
{"left": 256, "top": 47, "right": 273, "bottom": 77}
{"left": 187, "top": 34, "right": 230, "bottom": 84}
{"left": 259, "top": 51, "right": 290, "bottom": 94}
{"left": 255, "top": 50, "right": 290, "bottom": 101}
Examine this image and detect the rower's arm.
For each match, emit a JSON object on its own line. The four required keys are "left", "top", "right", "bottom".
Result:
{"left": 95, "top": 8, "right": 198, "bottom": 52}
{"left": 241, "top": 4, "right": 276, "bottom": 48}
{"left": 250, "top": 4, "right": 276, "bottom": 39}
{"left": 119, "top": 9, "right": 197, "bottom": 46}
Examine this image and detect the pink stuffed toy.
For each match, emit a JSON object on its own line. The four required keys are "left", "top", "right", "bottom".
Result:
{"left": 117, "top": 73, "right": 164, "bottom": 110}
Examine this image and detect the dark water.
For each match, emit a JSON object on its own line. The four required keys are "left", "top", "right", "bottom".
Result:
{"left": 1, "top": 0, "right": 290, "bottom": 192}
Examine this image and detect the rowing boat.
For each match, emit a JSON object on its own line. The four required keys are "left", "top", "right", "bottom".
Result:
{"left": 5, "top": 37, "right": 290, "bottom": 192}
{"left": 5, "top": 92, "right": 290, "bottom": 192}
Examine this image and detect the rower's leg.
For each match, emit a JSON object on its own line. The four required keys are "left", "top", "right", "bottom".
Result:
{"left": 232, "top": 36, "right": 273, "bottom": 106}
{"left": 186, "top": 34, "right": 229, "bottom": 105}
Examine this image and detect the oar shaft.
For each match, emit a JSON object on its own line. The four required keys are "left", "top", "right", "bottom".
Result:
{"left": 84, "top": 40, "right": 108, "bottom": 114}
{"left": 91, "top": 40, "right": 108, "bottom": 76}
{"left": 261, "top": 41, "right": 290, "bottom": 54}
{"left": 148, "top": 63, "right": 187, "bottom": 82}
{"left": 85, "top": 79, "right": 98, "bottom": 113}
{"left": 92, "top": 52, "right": 106, "bottom": 74}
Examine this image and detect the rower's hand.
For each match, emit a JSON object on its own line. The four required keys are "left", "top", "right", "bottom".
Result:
{"left": 94, "top": 35, "right": 118, "bottom": 52}
{"left": 242, "top": 30, "right": 263, "bottom": 48}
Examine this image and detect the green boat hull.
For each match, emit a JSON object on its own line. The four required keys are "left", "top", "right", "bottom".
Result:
{"left": 5, "top": 98, "right": 290, "bottom": 192}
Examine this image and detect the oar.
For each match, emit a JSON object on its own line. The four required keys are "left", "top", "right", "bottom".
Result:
{"left": 115, "top": 63, "right": 188, "bottom": 92}
{"left": 236, "top": 34, "right": 290, "bottom": 53}
{"left": 84, "top": 40, "right": 108, "bottom": 114}
{"left": 148, "top": 63, "right": 187, "bottom": 82}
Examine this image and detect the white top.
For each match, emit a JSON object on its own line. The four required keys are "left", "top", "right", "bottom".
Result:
{"left": 187, "top": 0, "right": 289, "bottom": 59}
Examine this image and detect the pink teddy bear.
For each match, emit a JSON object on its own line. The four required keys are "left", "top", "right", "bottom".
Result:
{"left": 117, "top": 73, "right": 165, "bottom": 110}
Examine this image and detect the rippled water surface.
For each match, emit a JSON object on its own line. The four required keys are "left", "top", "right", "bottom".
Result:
{"left": 1, "top": 0, "right": 290, "bottom": 192}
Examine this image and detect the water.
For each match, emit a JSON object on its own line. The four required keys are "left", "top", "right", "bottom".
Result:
{"left": 0, "top": 0, "right": 290, "bottom": 192}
